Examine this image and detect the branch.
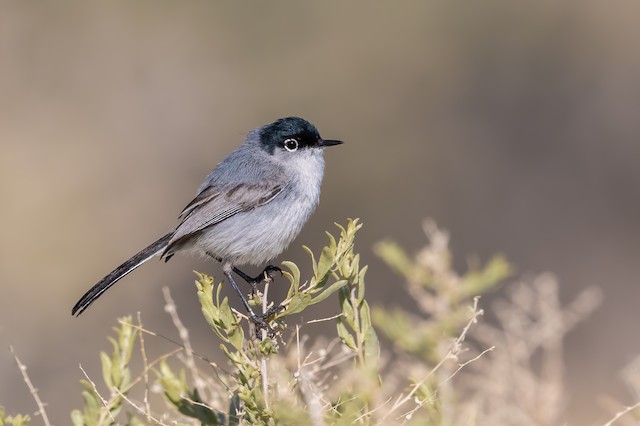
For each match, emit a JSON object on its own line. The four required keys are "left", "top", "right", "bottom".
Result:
{"left": 10, "top": 345, "right": 52, "bottom": 426}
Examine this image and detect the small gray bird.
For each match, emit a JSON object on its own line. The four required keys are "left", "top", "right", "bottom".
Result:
{"left": 72, "top": 117, "right": 343, "bottom": 328}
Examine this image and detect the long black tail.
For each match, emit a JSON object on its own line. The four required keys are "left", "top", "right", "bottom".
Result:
{"left": 71, "top": 232, "right": 174, "bottom": 316}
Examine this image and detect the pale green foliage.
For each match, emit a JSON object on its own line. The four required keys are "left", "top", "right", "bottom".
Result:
{"left": 373, "top": 219, "right": 512, "bottom": 364}
{"left": 58, "top": 220, "right": 500, "bottom": 425}
{"left": 195, "top": 272, "right": 245, "bottom": 352}
{"left": 5, "top": 218, "right": 614, "bottom": 424}
{"left": 155, "top": 219, "right": 380, "bottom": 425}
{"left": 71, "top": 316, "right": 142, "bottom": 426}
{"left": 190, "top": 272, "right": 269, "bottom": 424}
{"left": 285, "top": 219, "right": 379, "bottom": 367}
{"left": 156, "top": 360, "right": 224, "bottom": 425}
{"left": 0, "top": 406, "right": 30, "bottom": 426}
{"left": 60, "top": 219, "right": 382, "bottom": 425}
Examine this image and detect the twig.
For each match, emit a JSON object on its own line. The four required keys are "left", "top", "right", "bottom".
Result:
{"left": 306, "top": 313, "right": 344, "bottom": 324}
{"left": 79, "top": 363, "right": 116, "bottom": 424}
{"left": 180, "top": 395, "right": 224, "bottom": 414}
{"left": 163, "top": 286, "right": 207, "bottom": 399}
{"left": 137, "top": 312, "right": 152, "bottom": 423}
{"left": 388, "top": 350, "right": 454, "bottom": 417}
{"left": 10, "top": 345, "right": 53, "bottom": 426}
{"left": 439, "top": 346, "right": 495, "bottom": 387}
{"left": 120, "top": 320, "right": 219, "bottom": 368}
{"left": 261, "top": 280, "right": 271, "bottom": 409}
{"left": 399, "top": 346, "right": 495, "bottom": 421}
{"left": 113, "top": 388, "right": 169, "bottom": 426}
{"left": 296, "top": 325, "right": 302, "bottom": 373}
{"left": 122, "top": 348, "right": 183, "bottom": 392}
{"left": 383, "top": 298, "right": 484, "bottom": 421}
{"left": 354, "top": 396, "right": 393, "bottom": 424}
{"left": 603, "top": 401, "right": 640, "bottom": 426}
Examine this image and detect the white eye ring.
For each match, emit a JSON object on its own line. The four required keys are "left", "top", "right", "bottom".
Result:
{"left": 283, "top": 138, "right": 299, "bottom": 152}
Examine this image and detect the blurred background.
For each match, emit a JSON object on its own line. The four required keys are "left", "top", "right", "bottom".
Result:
{"left": 1, "top": 1, "right": 639, "bottom": 424}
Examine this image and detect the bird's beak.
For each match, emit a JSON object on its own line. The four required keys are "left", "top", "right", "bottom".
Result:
{"left": 319, "top": 139, "right": 343, "bottom": 147}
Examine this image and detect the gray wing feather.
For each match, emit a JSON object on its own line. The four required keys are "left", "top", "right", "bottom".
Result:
{"left": 178, "top": 185, "right": 221, "bottom": 219}
{"left": 162, "top": 181, "right": 284, "bottom": 257}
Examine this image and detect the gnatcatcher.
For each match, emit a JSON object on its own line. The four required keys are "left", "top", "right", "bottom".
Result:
{"left": 72, "top": 117, "right": 343, "bottom": 330}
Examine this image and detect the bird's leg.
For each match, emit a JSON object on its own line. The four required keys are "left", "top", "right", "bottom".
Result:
{"left": 209, "top": 255, "right": 277, "bottom": 336}
{"left": 262, "top": 303, "right": 286, "bottom": 318}
{"left": 222, "top": 267, "right": 274, "bottom": 337}
{"left": 211, "top": 255, "right": 282, "bottom": 295}
{"left": 233, "top": 265, "right": 283, "bottom": 295}
{"left": 232, "top": 265, "right": 285, "bottom": 323}
{"left": 235, "top": 265, "right": 285, "bottom": 322}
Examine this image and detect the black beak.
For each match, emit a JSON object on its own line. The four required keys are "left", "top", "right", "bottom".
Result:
{"left": 319, "top": 139, "right": 343, "bottom": 147}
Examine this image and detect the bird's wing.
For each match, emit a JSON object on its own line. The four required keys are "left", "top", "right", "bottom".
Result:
{"left": 163, "top": 180, "right": 285, "bottom": 257}
{"left": 178, "top": 184, "right": 222, "bottom": 220}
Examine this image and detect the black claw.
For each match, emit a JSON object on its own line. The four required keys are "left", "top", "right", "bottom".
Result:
{"left": 262, "top": 265, "right": 283, "bottom": 280}
{"left": 233, "top": 265, "right": 283, "bottom": 295}
{"left": 249, "top": 265, "right": 283, "bottom": 286}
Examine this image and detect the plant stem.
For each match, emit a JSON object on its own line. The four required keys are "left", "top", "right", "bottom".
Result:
{"left": 261, "top": 281, "right": 270, "bottom": 410}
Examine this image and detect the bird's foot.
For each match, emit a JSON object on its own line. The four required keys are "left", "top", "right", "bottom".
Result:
{"left": 249, "top": 304, "right": 285, "bottom": 339}
{"left": 250, "top": 314, "right": 273, "bottom": 337}
{"left": 262, "top": 303, "right": 286, "bottom": 319}
{"left": 247, "top": 265, "right": 283, "bottom": 295}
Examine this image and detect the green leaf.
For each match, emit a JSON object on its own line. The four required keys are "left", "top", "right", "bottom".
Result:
{"left": 175, "top": 388, "right": 223, "bottom": 425}
{"left": 364, "top": 325, "right": 380, "bottom": 365}
{"left": 339, "top": 287, "right": 355, "bottom": 328}
{"left": 196, "top": 273, "right": 224, "bottom": 334}
{"left": 360, "top": 301, "right": 380, "bottom": 364}
{"left": 282, "top": 260, "right": 301, "bottom": 298}
{"left": 80, "top": 389, "right": 98, "bottom": 417}
{"left": 356, "top": 264, "right": 369, "bottom": 305}
{"left": 120, "top": 367, "right": 131, "bottom": 390}
{"left": 218, "top": 297, "right": 243, "bottom": 348}
{"left": 258, "top": 338, "right": 277, "bottom": 356}
{"left": 285, "top": 293, "right": 312, "bottom": 315}
{"left": 70, "top": 409, "right": 84, "bottom": 426}
{"left": 334, "top": 222, "right": 346, "bottom": 239}
{"left": 337, "top": 317, "right": 356, "bottom": 350}
{"left": 302, "top": 245, "right": 317, "bottom": 277}
{"left": 3, "top": 415, "right": 31, "bottom": 426}
{"left": 316, "top": 246, "right": 335, "bottom": 284}
{"left": 228, "top": 327, "right": 244, "bottom": 352}
{"left": 350, "top": 218, "right": 363, "bottom": 235}
{"left": 116, "top": 316, "right": 136, "bottom": 364}
{"left": 460, "top": 255, "right": 512, "bottom": 299}
{"left": 219, "top": 297, "right": 235, "bottom": 329}
{"left": 359, "top": 300, "right": 373, "bottom": 334}
{"left": 99, "top": 351, "right": 113, "bottom": 389}
{"left": 127, "top": 416, "right": 147, "bottom": 426}
{"left": 310, "top": 279, "right": 348, "bottom": 305}
{"left": 325, "top": 230, "right": 337, "bottom": 253}
{"left": 373, "top": 241, "right": 416, "bottom": 280}
{"left": 157, "top": 360, "right": 184, "bottom": 403}
{"left": 79, "top": 380, "right": 100, "bottom": 419}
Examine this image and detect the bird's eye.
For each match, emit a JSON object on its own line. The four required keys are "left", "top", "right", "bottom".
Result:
{"left": 283, "top": 138, "right": 299, "bottom": 152}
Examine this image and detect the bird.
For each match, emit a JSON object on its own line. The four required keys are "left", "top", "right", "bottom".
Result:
{"left": 71, "top": 117, "right": 343, "bottom": 329}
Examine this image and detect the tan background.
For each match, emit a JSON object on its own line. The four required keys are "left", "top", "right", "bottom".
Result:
{"left": 1, "top": 2, "right": 640, "bottom": 424}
